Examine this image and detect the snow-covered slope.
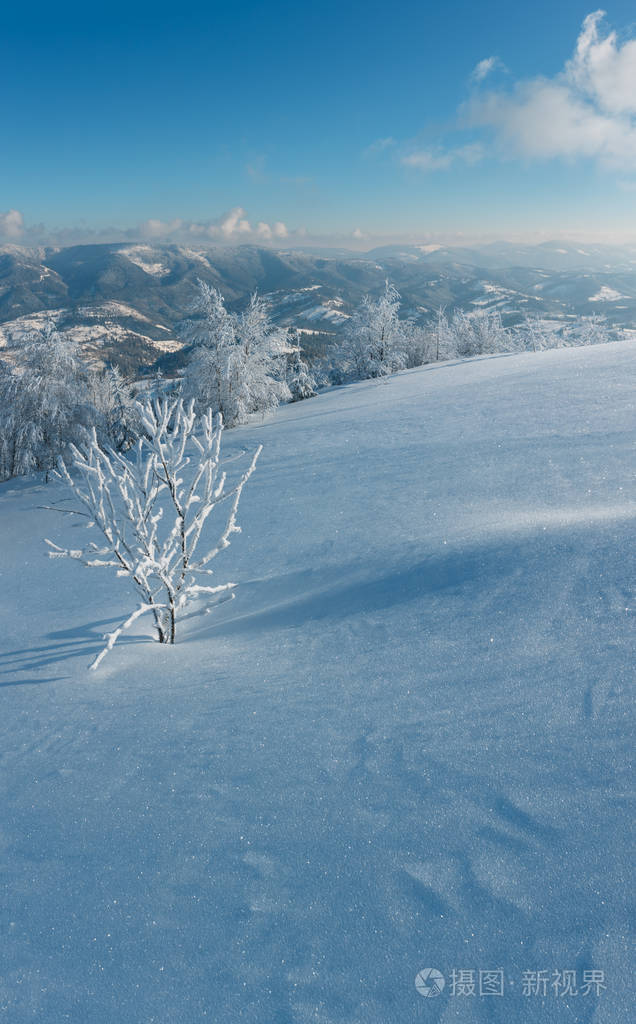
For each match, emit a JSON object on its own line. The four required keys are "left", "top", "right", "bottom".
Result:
{"left": 1, "top": 342, "right": 634, "bottom": 1022}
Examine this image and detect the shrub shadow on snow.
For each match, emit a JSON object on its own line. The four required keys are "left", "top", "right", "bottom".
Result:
{"left": 0, "top": 675, "right": 66, "bottom": 688}
{"left": 0, "top": 615, "right": 152, "bottom": 681}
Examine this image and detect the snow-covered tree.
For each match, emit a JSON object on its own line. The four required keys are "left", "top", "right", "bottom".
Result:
{"left": 91, "top": 366, "right": 142, "bottom": 451}
{"left": 430, "top": 308, "right": 509, "bottom": 359}
{"left": 181, "top": 282, "right": 236, "bottom": 417}
{"left": 512, "top": 317, "right": 560, "bottom": 352}
{"left": 0, "top": 326, "right": 144, "bottom": 482}
{"left": 321, "top": 299, "right": 620, "bottom": 387}
{"left": 237, "top": 291, "right": 292, "bottom": 413}
{"left": 513, "top": 313, "right": 615, "bottom": 352}
{"left": 0, "top": 322, "right": 96, "bottom": 480}
{"left": 401, "top": 318, "right": 438, "bottom": 368}
{"left": 563, "top": 313, "right": 612, "bottom": 348}
{"left": 430, "top": 307, "right": 459, "bottom": 361}
{"left": 286, "top": 330, "right": 317, "bottom": 401}
{"left": 46, "top": 397, "right": 261, "bottom": 669}
{"left": 181, "top": 282, "right": 291, "bottom": 425}
{"left": 341, "top": 281, "right": 407, "bottom": 380}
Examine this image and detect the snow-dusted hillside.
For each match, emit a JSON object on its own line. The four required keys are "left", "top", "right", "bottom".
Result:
{"left": 1, "top": 342, "right": 634, "bottom": 1022}
{"left": 0, "top": 302, "right": 181, "bottom": 374}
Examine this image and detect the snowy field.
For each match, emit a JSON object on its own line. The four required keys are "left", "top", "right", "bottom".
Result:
{"left": 0, "top": 341, "right": 634, "bottom": 1022}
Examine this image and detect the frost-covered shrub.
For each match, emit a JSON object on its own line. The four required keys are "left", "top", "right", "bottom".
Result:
{"left": 46, "top": 397, "right": 261, "bottom": 668}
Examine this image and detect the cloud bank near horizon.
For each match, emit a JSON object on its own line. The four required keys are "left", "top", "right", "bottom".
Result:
{"left": 0, "top": 207, "right": 299, "bottom": 248}
{"left": 2, "top": 209, "right": 636, "bottom": 251}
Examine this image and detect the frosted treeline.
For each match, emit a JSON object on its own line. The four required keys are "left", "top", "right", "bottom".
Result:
{"left": 324, "top": 280, "right": 620, "bottom": 383}
{"left": 0, "top": 279, "right": 622, "bottom": 482}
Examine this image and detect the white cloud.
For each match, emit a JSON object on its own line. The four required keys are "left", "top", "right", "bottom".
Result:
{"left": 141, "top": 218, "right": 183, "bottom": 238}
{"left": 455, "top": 142, "right": 485, "bottom": 165}
{"left": 352, "top": 228, "right": 365, "bottom": 239}
{"left": 364, "top": 136, "right": 396, "bottom": 157}
{"left": 402, "top": 142, "right": 484, "bottom": 171}
{"left": 402, "top": 150, "right": 453, "bottom": 170}
{"left": 567, "top": 10, "right": 636, "bottom": 115}
{"left": 0, "top": 209, "right": 24, "bottom": 239}
{"left": 218, "top": 207, "right": 252, "bottom": 237}
{"left": 471, "top": 56, "right": 504, "bottom": 83}
{"left": 136, "top": 210, "right": 290, "bottom": 244}
{"left": 468, "top": 10, "right": 636, "bottom": 170}
{"left": 255, "top": 220, "right": 288, "bottom": 240}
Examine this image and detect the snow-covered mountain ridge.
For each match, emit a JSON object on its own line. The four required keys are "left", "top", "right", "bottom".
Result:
{"left": 2, "top": 242, "right": 636, "bottom": 373}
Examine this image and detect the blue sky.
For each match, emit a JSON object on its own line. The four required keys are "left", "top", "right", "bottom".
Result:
{"left": 2, "top": 0, "right": 636, "bottom": 247}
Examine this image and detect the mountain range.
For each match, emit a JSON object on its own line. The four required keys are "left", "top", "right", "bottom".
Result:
{"left": 1, "top": 241, "right": 636, "bottom": 374}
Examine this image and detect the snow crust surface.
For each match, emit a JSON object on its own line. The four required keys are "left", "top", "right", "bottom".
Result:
{"left": 0, "top": 342, "right": 634, "bottom": 1022}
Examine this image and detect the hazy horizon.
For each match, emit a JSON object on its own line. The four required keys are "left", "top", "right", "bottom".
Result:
{"left": 3, "top": 230, "right": 636, "bottom": 255}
